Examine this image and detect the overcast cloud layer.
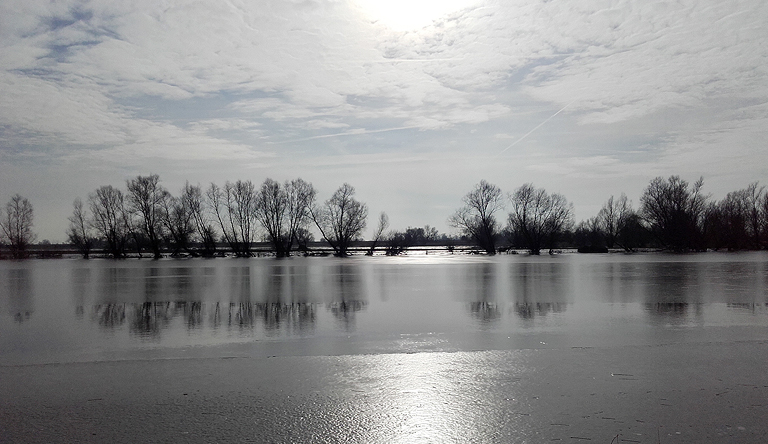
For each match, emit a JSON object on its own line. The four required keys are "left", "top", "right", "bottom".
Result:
{"left": 1, "top": 0, "right": 767, "bottom": 241}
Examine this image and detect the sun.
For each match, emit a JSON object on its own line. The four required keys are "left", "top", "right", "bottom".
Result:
{"left": 355, "top": 0, "right": 479, "bottom": 31}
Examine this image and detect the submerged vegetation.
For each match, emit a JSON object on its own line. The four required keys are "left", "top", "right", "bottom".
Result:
{"left": 3, "top": 175, "right": 768, "bottom": 259}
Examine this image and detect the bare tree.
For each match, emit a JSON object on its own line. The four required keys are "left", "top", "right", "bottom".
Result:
{"left": 640, "top": 176, "right": 708, "bottom": 252}
{"left": 184, "top": 183, "right": 217, "bottom": 256}
{"left": 67, "top": 198, "right": 95, "bottom": 258}
{"left": 366, "top": 212, "right": 389, "bottom": 255}
{"left": 255, "top": 178, "right": 285, "bottom": 255}
{"left": 715, "top": 188, "right": 750, "bottom": 250}
{"left": 742, "top": 182, "right": 765, "bottom": 249}
{"left": 284, "top": 178, "right": 316, "bottom": 255}
{"left": 706, "top": 182, "right": 766, "bottom": 251}
{"left": 89, "top": 185, "right": 128, "bottom": 258}
{"left": 121, "top": 203, "right": 144, "bottom": 257}
{"left": 573, "top": 216, "right": 604, "bottom": 250}
{"left": 207, "top": 180, "right": 258, "bottom": 256}
{"left": 254, "top": 178, "right": 316, "bottom": 257}
{"left": 311, "top": 183, "right": 368, "bottom": 257}
{"left": 422, "top": 225, "right": 439, "bottom": 242}
{"left": 449, "top": 180, "right": 503, "bottom": 255}
{"left": 597, "top": 194, "right": 636, "bottom": 250}
{"left": 161, "top": 186, "right": 196, "bottom": 256}
{"left": 126, "top": 174, "right": 169, "bottom": 259}
{"left": 254, "top": 178, "right": 317, "bottom": 257}
{"left": 0, "top": 194, "right": 36, "bottom": 258}
{"left": 294, "top": 227, "right": 314, "bottom": 253}
{"left": 762, "top": 192, "right": 768, "bottom": 249}
{"left": 508, "top": 183, "right": 574, "bottom": 255}
{"left": 384, "top": 229, "right": 413, "bottom": 256}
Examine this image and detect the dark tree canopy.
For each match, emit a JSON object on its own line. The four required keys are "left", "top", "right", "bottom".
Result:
{"left": 705, "top": 182, "right": 766, "bottom": 251}
{"left": 640, "top": 176, "right": 708, "bottom": 252}
{"left": 508, "top": 183, "right": 573, "bottom": 255}
{"left": 449, "top": 180, "right": 503, "bottom": 255}
{"left": 382, "top": 225, "right": 438, "bottom": 256}
{"left": 596, "top": 193, "right": 642, "bottom": 251}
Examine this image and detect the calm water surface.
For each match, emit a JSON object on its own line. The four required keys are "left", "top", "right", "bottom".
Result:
{"left": 2, "top": 252, "right": 768, "bottom": 365}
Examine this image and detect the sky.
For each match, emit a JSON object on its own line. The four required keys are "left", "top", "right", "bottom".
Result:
{"left": 1, "top": 0, "right": 767, "bottom": 242}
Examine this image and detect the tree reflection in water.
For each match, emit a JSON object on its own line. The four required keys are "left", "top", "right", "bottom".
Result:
{"left": 513, "top": 302, "right": 567, "bottom": 320}
{"left": 84, "top": 261, "right": 363, "bottom": 338}
{"left": 469, "top": 301, "right": 500, "bottom": 323}
{"left": 5, "top": 254, "right": 764, "bottom": 355}
{"left": 131, "top": 302, "right": 173, "bottom": 338}
{"left": 465, "top": 263, "right": 500, "bottom": 324}
{"left": 71, "top": 267, "right": 91, "bottom": 319}
{"left": 325, "top": 263, "right": 367, "bottom": 331}
{"left": 2, "top": 268, "right": 33, "bottom": 323}
{"left": 510, "top": 262, "right": 570, "bottom": 306}
{"left": 94, "top": 303, "right": 126, "bottom": 327}
{"left": 92, "top": 301, "right": 320, "bottom": 337}
{"left": 227, "top": 302, "right": 317, "bottom": 335}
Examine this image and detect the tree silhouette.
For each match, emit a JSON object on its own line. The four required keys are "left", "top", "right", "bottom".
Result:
{"left": 126, "top": 174, "right": 169, "bottom": 259}
{"left": 161, "top": 184, "right": 196, "bottom": 256}
{"left": 255, "top": 178, "right": 316, "bottom": 257}
{"left": 596, "top": 193, "right": 642, "bottom": 251}
{"left": 508, "top": 183, "right": 573, "bottom": 255}
{"left": 0, "top": 194, "right": 35, "bottom": 258}
{"left": 207, "top": 180, "right": 258, "bottom": 256}
{"left": 183, "top": 183, "right": 217, "bottom": 256}
{"left": 311, "top": 183, "right": 368, "bottom": 257}
{"left": 89, "top": 185, "right": 128, "bottom": 258}
{"left": 449, "top": 180, "right": 503, "bottom": 255}
{"left": 640, "top": 176, "right": 708, "bottom": 252}
{"left": 67, "top": 197, "right": 95, "bottom": 258}
{"left": 366, "top": 212, "right": 389, "bottom": 255}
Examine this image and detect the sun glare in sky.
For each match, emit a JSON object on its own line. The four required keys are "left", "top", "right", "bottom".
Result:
{"left": 355, "top": 0, "right": 479, "bottom": 30}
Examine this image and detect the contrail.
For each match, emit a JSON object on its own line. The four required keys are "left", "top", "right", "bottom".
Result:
{"left": 498, "top": 100, "right": 576, "bottom": 155}
{"left": 371, "top": 58, "right": 463, "bottom": 63}
{"left": 277, "top": 125, "right": 422, "bottom": 144}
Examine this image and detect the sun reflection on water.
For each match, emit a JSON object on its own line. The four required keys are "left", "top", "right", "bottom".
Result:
{"left": 331, "top": 351, "right": 529, "bottom": 443}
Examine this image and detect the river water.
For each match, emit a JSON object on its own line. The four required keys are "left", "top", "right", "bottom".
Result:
{"left": 2, "top": 252, "right": 767, "bottom": 365}
{"left": 2, "top": 252, "right": 768, "bottom": 443}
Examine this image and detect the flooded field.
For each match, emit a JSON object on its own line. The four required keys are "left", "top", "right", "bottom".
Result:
{"left": 2, "top": 252, "right": 768, "bottom": 365}
{"left": 2, "top": 252, "right": 768, "bottom": 443}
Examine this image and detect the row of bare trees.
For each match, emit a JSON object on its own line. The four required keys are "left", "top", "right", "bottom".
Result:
{"left": 576, "top": 176, "right": 768, "bottom": 252}
{"left": 449, "top": 180, "right": 575, "bottom": 255}
{"left": 450, "top": 176, "right": 768, "bottom": 254}
{"left": 68, "top": 175, "right": 368, "bottom": 258}
{"left": 5, "top": 175, "right": 768, "bottom": 259}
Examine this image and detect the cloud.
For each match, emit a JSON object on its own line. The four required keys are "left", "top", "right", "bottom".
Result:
{"left": 519, "top": 1, "right": 768, "bottom": 124}
{"left": 1, "top": 0, "right": 767, "bottom": 241}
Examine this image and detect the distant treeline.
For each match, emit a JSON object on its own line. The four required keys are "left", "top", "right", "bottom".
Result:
{"left": 451, "top": 177, "right": 768, "bottom": 255}
{"left": 2, "top": 175, "right": 768, "bottom": 259}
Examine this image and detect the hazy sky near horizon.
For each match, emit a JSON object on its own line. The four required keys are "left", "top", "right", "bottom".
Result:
{"left": 2, "top": 0, "right": 767, "bottom": 242}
